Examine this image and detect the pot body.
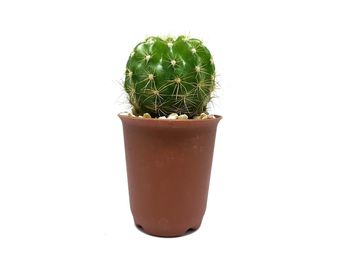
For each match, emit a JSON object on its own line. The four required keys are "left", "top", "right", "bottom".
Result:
{"left": 119, "top": 115, "right": 222, "bottom": 237}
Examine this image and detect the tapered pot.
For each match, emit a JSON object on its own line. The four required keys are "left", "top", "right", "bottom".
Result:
{"left": 119, "top": 115, "right": 222, "bottom": 237}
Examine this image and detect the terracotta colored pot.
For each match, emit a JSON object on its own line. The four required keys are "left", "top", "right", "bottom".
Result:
{"left": 119, "top": 115, "right": 222, "bottom": 237}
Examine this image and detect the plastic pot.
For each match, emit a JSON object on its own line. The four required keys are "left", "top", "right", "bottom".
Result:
{"left": 119, "top": 115, "right": 222, "bottom": 237}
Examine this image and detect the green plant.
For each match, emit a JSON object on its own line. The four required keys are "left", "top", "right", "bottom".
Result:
{"left": 124, "top": 35, "right": 216, "bottom": 118}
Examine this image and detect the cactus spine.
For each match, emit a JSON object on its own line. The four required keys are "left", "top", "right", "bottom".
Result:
{"left": 124, "top": 36, "right": 216, "bottom": 118}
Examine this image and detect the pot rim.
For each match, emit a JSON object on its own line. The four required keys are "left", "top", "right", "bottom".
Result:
{"left": 118, "top": 114, "right": 222, "bottom": 122}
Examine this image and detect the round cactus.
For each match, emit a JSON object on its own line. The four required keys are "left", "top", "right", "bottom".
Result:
{"left": 124, "top": 36, "right": 216, "bottom": 118}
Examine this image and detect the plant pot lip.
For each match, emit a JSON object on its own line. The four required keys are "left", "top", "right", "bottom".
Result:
{"left": 118, "top": 114, "right": 222, "bottom": 122}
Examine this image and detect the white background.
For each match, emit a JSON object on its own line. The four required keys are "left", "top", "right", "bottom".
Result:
{"left": 0, "top": 0, "right": 349, "bottom": 262}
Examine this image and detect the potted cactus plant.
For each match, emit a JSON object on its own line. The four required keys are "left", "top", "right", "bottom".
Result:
{"left": 119, "top": 35, "right": 222, "bottom": 237}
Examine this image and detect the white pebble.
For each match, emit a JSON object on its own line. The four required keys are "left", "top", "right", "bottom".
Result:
{"left": 167, "top": 113, "right": 178, "bottom": 119}
{"left": 158, "top": 116, "right": 167, "bottom": 119}
{"left": 178, "top": 114, "right": 188, "bottom": 119}
{"left": 208, "top": 114, "right": 216, "bottom": 119}
{"left": 143, "top": 113, "right": 151, "bottom": 118}
{"left": 200, "top": 113, "right": 208, "bottom": 119}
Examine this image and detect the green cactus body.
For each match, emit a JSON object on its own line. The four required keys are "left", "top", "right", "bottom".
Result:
{"left": 124, "top": 36, "right": 216, "bottom": 118}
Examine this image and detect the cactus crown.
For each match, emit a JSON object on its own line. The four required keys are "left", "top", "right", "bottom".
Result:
{"left": 124, "top": 35, "right": 216, "bottom": 118}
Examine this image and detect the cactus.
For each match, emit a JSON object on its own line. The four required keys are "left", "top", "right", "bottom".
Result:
{"left": 124, "top": 36, "right": 216, "bottom": 118}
